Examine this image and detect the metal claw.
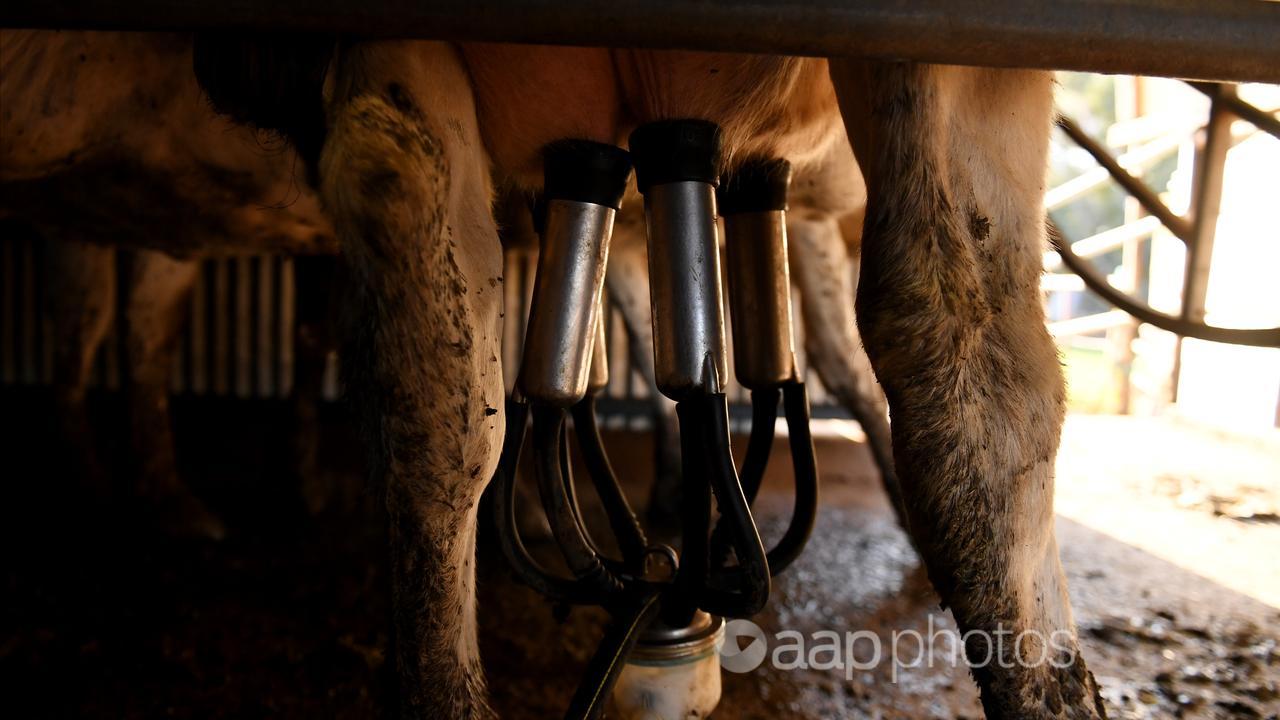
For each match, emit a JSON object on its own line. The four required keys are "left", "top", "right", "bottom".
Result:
{"left": 563, "top": 591, "right": 663, "bottom": 720}
{"left": 629, "top": 120, "right": 777, "bottom": 619}
{"left": 492, "top": 138, "right": 689, "bottom": 720}
{"left": 496, "top": 133, "right": 822, "bottom": 720}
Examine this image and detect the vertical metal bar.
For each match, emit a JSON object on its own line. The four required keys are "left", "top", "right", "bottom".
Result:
{"left": 190, "top": 261, "right": 209, "bottom": 394}
{"left": 103, "top": 263, "right": 121, "bottom": 390}
{"left": 19, "top": 238, "right": 37, "bottom": 384}
{"left": 1172, "top": 84, "right": 1233, "bottom": 400}
{"left": 32, "top": 236, "right": 50, "bottom": 384}
{"left": 257, "top": 254, "right": 275, "bottom": 396}
{"left": 41, "top": 308, "right": 54, "bottom": 385}
{"left": 1115, "top": 75, "right": 1146, "bottom": 415}
{"left": 1, "top": 239, "right": 16, "bottom": 384}
{"left": 212, "top": 257, "right": 230, "bottom": 395}
{"left": 278, "top": 256, "right": 295, "bottom": 397}
{"left": 1116, "top": 236, "right": 1145, "bottom": 414}
{"left": 235, "top": 256, "right": 253, "bottom": 397}
{"left": 171, "top": 257, "right": 189, "bottom": 395}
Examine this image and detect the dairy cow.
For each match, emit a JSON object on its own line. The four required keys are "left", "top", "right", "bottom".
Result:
{"left": 1, "top": 31, "right": 1105, "bottom": 718}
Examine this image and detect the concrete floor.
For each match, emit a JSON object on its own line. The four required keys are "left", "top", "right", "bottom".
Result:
{"left": 1, "top": 389, "right": 1276, "bottom": 718}
{"left": 484, "top": 415, "right": 1280, "bottom": 720}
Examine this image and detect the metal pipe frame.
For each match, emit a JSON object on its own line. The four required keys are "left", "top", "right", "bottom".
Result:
{"left": 1055, "top": 116, "right": 1193, "bottom": 242}
{"left": 1052, "top": 90, "right": 1280, "bottom": 351}
{"left": 1048, "top": 223, "right": 1280, "bottom": 348}
{"left": 1186, "top": 83, "right": 1280, "bottom": 142}
{"left": 1170, "top": 82, "right": 1236, "bottom": 397}
{"left": 5, "top": 0, "right": 1280, "bottom": 83}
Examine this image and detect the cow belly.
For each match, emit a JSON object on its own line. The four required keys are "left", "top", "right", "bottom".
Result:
{"left": 1, "top": 31, "right": 335, "bottom": 256}
{"left": 1, "top": 159, "right": 333, "bottom": 256}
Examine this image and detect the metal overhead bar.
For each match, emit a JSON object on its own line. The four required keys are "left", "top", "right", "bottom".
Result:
{"left": 4, "top": 0, "right": 1280, "bottom": 83}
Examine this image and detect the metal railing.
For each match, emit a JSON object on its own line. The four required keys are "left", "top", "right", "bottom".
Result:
{"left": 4, "top": 1, "right": 1280, "bottom": 84}
{"left": 0, "top": 238, "right": 314, "bottom": 398}
{"left": 1042, "top": 80, "right": 1280, "bottom": 415}
{"left": 0, "top": 237, "right": 848, "bottom": 427}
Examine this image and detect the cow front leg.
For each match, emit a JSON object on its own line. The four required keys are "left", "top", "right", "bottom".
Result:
{"left": 831, "top": 61, "right": 1106, "bottom": 718}
{"left": 320, "top": 42, "right": 504, "bottom": 719}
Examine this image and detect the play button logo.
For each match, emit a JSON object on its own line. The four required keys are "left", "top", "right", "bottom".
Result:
{"left": 720, "top": 619, "right": 768, "bottom": 673}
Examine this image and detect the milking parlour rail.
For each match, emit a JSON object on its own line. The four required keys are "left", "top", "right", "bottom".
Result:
{"left": 5, "top": 0, "right": 1280, "bottom": 84}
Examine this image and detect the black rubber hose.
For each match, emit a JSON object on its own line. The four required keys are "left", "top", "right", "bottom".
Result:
{"left": 557, "top": 422, "right": 634, "bottom": 577}
{"left": 697, "top": 393, "right": 771, "bottom": 618}
{"left": 765, "top": 381, "right": 819, "bottom": 575}
{"left": 572, "top": 395, "right": 649, "bottom": 574}
{"left": 557, "top": 423, "right": 602, "bottom": 556}
{"left": 739, "top": 387, "right": 780, "bottom": 504}
{"left": 662, "top": 400, "right": 712, "bottom": 628}
{"left": 492, "top": 400, "right": 600, "bottom": 604}
{"left": 562, "top": 590, "right": 663, "bottom": 720}
{"left": 532, "top": 404, "right": 624, "bottom": 596}
{"left": 708, "top": 387, "right": 778, "bottom": 566}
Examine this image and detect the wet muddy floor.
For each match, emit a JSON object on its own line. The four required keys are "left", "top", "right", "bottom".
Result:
{"left": 1, "top": 389, "right": 1276, "bottom": 718}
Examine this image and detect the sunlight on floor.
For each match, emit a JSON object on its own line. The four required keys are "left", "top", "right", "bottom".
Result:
{"left": 1053, "top": 413, "right": 1280, "bottom": 610}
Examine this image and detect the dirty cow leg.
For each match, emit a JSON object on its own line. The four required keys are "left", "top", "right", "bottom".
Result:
{"left": 320, "top": 42, "right": 504, "bottom": 719}
{"left": 45, "top": 237, "right": 115, "bottom": 494}
{"left": 122, "top": 249, "right": 225, "bottom": 540}
{"left": 830, "top": 62, "right": 1106, "bottom": 718}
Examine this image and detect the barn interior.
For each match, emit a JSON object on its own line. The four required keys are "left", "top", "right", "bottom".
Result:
{"left": 2, "top": 67, "right": 1279, "bottom": 720}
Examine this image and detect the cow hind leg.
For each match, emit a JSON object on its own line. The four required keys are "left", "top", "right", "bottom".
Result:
{"left": 321, "top": 42, "right": 505, "bottom": 719}
{"left": 44, "top": 237, "right": 116, "bottom": 496}
{"left": 787, "top": 214, "right": 905, "bottom": 529}
{"left": 121, "top": 249, "right": 225, "bottom": 540}
{"left": 831, "top": 61, "right": 1105, "bottom": 718}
